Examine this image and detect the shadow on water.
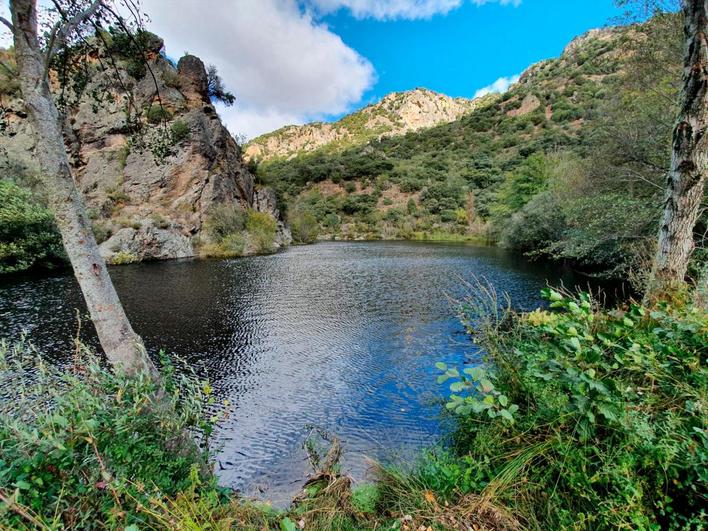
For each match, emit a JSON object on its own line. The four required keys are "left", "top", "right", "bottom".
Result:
{"left": 0, "top": 241, "right": 618, "bottom": 503}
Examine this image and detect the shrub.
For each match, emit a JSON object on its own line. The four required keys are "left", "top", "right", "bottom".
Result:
{"left": 203, "top": 204, "right": 246, "bottom": 242}
{"left": 109, "top": 250, "right": 138, "bottom": 265}
{"left": 433, "top": 289, "right": 708, "bottom": 529}
{"left": 0, "top": 341, "right": 215, "bottom": 529}
{"left": 171, "top": 120, "right": 190, "bottom": 143}
{"left": 200, "top": 233, "right": 245, "bottom": 258}
{"left": 288, "top": 205, "right": 319, "bottom": 244}
{"left": 245, "top": 210, "right": 277, "bottom": 254}
{"left": 0, "top": 180, "right": 65, "bottom": 274}
{"left": 146, "top": 104, "right": 172, "bottom": 124}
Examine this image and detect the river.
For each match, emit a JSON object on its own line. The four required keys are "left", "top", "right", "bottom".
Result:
{"left": 0, "top": 241, "right": 600, "bottom": 503}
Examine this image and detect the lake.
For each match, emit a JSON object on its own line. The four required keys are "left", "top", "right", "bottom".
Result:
{"left": 0, "top": 241, "right": 599, "bottom": 504}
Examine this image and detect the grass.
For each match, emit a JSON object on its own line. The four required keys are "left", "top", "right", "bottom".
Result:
{"left": 1, "top": 281, "right": 705, "bottom": 530}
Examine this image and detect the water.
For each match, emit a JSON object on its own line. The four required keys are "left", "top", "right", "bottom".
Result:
{"left": 0, "top": 241, "right": 594, "bottom": 503}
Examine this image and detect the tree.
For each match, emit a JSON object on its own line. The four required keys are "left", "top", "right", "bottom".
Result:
{"left": 617, "top": 0, "right": 708, "bottom": 297}
{"left": 206, "top": 64, "right": 235, "bottom": 106}
{"left": 646, "top": 0, "right": 708, "bottom": 298}
{"left": 4, "top": 0, "right": 156, "bottom": 376}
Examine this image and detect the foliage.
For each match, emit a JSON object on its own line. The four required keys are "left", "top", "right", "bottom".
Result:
{"left": 206, "top": 65, "right": 236, "bottom": 106}
{"left": 109, "top": 250, "right": 138, "bottom": 265}
{"left": 201, "top": 206, "right": 277, "bottom": 257}
{"left": 246, "top": 210, "right": 278, "bottom": 254}
{"left": 288, "top": 204, "right": 320, "bottom": 244}
{"left": 0, "top": 341, "right": 217, "bottom": 529}
{"left": 170, "top": 120, "right": 190, "bottom": 143}
{"left": 427, "top": 289, "right": 707, "bottom": 529}
{"left": 145, "top": 104, "right": 172, "bottom": 125}
{"left": 204, "top": 204, "right": 246, "bottom": 242}
{"left": 0, "top": 180, "right": 65, "bottom": 274}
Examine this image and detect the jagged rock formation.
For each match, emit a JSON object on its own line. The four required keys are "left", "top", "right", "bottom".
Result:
{"left": 0, "top": 38, "right": 288, "bottom": 263}
{"left": 245, "top": 88, "right": 484, "bottom": 162}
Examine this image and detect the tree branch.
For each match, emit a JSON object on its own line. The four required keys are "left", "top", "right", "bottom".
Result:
{"left": 46, "top": 0, "right": 104, "bottom": 63}
{"left": 0, "top": 17, "right": 13, "bottom": 32}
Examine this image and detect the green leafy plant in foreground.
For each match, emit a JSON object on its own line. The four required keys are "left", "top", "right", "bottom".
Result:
{"left": 427, "top": 289, "right": 707, "bottom": 530}
{"left": 0, "top": 340, "right": 219, "bottom": 529}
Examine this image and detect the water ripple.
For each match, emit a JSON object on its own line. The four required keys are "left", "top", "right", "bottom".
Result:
{"left": 0, "top": 241, "right": 591, "bottom": 503}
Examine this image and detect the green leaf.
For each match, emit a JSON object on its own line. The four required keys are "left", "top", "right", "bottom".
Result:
{"left": 435, "top": 362, "right": 448, "bottom": 371}
{"left": 548, "top": 289, "right": 563, "bottom": 302}
{"left": 463, "top": 367, "right": 485, "bottom": 380}
{"left": 498, "top": 394, "right": 509, "bottom": 407}
{"left": 15, "top": 480, "right": 31, "bottom": 490}
{"left": 450, "top": 382, "right": 465, "bottom": 393}
{"left": 281, "top": 518, "right": 297, "bottom": 531}
{"left": 479, "top": 379, "right": 495, "bottom": 393}
{"left": 500, "top": 409, "right": 514, "bottom": 423}
{"left": 568, "top": 337, "right": 581, "bottom": 352}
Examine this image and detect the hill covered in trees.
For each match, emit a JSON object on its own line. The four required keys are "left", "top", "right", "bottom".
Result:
{"left": 256, "top": 14, "right": 704, "bottom": 282}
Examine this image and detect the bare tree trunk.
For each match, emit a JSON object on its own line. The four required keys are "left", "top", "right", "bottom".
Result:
{"left": 10, "top": 0, "right": 157, "bottom": 377}
{"left": 647, "top": 0, "right": 708, "bottom": 300}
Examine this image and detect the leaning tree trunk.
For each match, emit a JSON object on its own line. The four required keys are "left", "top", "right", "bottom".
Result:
{"left": 647, "top": 0, "right": 708, "bottom": 300}
{"left": 10, "top": 0, "right": 156, "bottom": 377}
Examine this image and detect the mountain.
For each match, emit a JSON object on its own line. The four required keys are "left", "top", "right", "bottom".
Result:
{"left": 256, "top": 25, "right": 630, "bottom": 238}
{"left": 0, "top": 35, "right": 290, "bottom": 266}
{"left": 245, "top": 88, "right": 485, "bottom": 162}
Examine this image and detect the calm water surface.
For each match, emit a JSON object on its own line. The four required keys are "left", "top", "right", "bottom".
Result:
{"left": 0, "top": 241, "right": 594, "bottom": 503}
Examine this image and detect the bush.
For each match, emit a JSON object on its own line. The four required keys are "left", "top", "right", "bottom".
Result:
{"left": 146, "top": 104, "right": 172, "bottom": 124}
{"left": 171, "top": 120, "right": 190, "bottom": 143}
{"left": 246, "top": 211, "right": 277, "bottom": 254}
{"left": 203, "top": 204, "right": 246, "bottom": 242}
{"left": 0, "top": 180, "right": 65, "bottom": 274}
{"left": 0, "top": 341, "right": 215, "bottom": 529}
{"left": 288, "top": 205, "right": 319, "bottom": 244}
{"left": 432, "top": 289, "right": 708, "bottom": 529}
{"left": 200, "top": 232, "right": 245, "bottom": 258}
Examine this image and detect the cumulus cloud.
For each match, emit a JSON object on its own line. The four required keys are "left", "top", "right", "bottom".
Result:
{"left": 309, "top": 0, "right": 520, "bottom": 20}
{"left": 137, "top": 0, "right": 376, "bottom": 139}
{"left": 473, "top": 74, "right": 520, "bottom": 98}
{"left": 0, "top": 0, "right": 524, "bottom": 138}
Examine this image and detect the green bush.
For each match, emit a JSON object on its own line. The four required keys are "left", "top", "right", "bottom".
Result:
{"left": 246, "top": 210, "right": 277, "bottom": 254}
{"left": 203, "top": 204, "right": 246, "bottom": 242}
{"left": 170, "top": 120, "right": 190, "bottom": 143}
{"left": 0, "top": 341, "right": 215, "bottom": 529}
{"left": 432, "top": 289, "right": 707, "bottom": 529}
{"left": 0, "top": 180, "right": 65, "bottom": 274}
{"left": 288, "top": 205, "right": 319, "bottom": 244}
{"left": 146, "top": 104, "right": 172, "bottom": 124}
{"left": 200, "top": 232, "right": 245, "bottom": 258}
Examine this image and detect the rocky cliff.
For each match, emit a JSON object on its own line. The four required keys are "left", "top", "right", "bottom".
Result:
{"left": 245, "top": 88, "right": 483, "bottom": 162}
{"left": 0, "top": 37, "right": 289, "bottom": 263}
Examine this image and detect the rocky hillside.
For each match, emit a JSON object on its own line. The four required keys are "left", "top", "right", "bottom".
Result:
{"left": 245, "top": 88, "right": 483, "bottom": 162}
{"left": 0, "top": 35, "right": 289, "bottom": 265}
{"left": 256, "top": 25, "right": 638, "bottom": 243}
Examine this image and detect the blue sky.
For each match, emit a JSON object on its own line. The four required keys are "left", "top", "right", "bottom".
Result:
{"left": 0, "top": 1, "right": 628, "bottom": 138}
{"left": 324, "top": 0, "right": 625, "bottom": 107}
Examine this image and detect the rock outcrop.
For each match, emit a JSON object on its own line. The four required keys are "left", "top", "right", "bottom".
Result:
{"left": 0, "top": 39, "right": 285, "bottom": 262}
{"left": 245, "top": 88, "right": 484, "bottom": 162}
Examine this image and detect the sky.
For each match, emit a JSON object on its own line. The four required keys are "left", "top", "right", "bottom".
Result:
{"left": 0, "top": 1, "right": 626, "bottom": 139}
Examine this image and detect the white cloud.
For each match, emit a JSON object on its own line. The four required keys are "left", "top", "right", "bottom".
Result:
{"left": 308, "top": 0, "right": 520, "bottom": 20}
{"left": 473, "top": 74, "right": 520, "bottom": 98}
{"left": 137, "top": 0, "right": 376, "bottom": 139}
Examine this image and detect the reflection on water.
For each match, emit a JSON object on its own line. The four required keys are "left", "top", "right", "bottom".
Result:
{"left": 0, "top": 241, "right": 595, "bottom": 503}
